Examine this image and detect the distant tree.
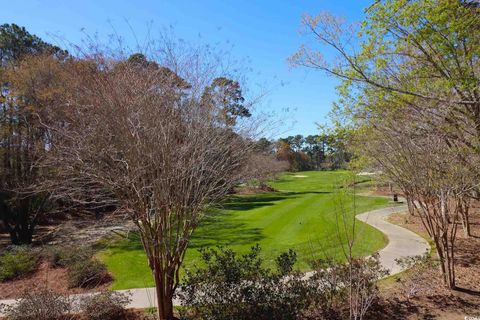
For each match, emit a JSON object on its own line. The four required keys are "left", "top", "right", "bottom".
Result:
{"left": 291, "top": 134, "right": 304, "bottom": 152}
{"left": 276, "top": 140, "right": 294, "bottom": 162}
{"left": 0, "top": 23, "right": 66, "bottom": 66}
{"left": 303, "top": 135, "right": 324, "bottom": 169}
{"left": 202, "top": 77, "right": 250, "bottom": 126}
{"left": 255, "top": 137, "right": 274, "bottom": 154}
{"left": 0, "top": 24, "right": 66, "bottom": 244}
{"left": 323, "top": 127, "right": 351, "bottom": 170}
{"left": 276, "top": 140, "right": 312, "bottom": 172}
{"left": 276, "top": 131, "right": 350, "bottom": 171}
{"left": 281, "top": 135, "right": 304, "bottom": 152}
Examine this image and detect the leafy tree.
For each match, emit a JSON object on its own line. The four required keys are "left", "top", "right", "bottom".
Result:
{"left": 255, "top": 137, "right": 274, "bottom": 154}
{"left": 291, "top": 0, "right": 480, "bottom": 289}
{"left": 0, "top": 23, "right": 66, "bottom": 66}
{"left": 0, "top": 24, "right": 66, "bottom": 244}
{"left": 202, "top": 77, "right": 251, "bottom": 126}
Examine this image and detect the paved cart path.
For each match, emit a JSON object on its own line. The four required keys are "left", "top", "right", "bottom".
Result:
{"left": 0, "top": 205, "right": 430, "bottom": 313}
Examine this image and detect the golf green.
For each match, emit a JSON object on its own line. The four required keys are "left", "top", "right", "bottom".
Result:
{"left": 98, "top": 171, "right": 392, "bottom": 290}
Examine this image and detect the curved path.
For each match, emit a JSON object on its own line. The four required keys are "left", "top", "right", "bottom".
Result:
{"left": 356, "top": 205, "right": 430, "bottom": 275}
{"left": 0, "top": 205, "right": 430, "bottom": 313}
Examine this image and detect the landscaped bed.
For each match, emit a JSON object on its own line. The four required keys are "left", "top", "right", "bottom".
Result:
{"left": 374, "top": 208, "right": 480, "bottom": 320}
{"left": 0, "top": 246, "right": 112, "bottom": 300}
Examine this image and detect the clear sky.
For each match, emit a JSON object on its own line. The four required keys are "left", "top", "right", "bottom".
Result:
{"left": 2, "top": 0, "right": 372, "bottom": 137}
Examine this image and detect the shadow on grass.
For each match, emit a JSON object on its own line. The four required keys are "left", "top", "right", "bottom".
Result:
{"left": 103, "top": 232, "right": 144, "bottom": 252}
{"left": 219, "top": 191, "right": 332, "bottom": 210}
{"left": 190, "top": 191, "right": 332, "bottom": 249}
{"left": 103, "top": 190, "right": 333, "bottom": 253}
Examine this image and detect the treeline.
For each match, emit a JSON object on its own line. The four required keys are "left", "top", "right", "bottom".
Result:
{"left": 293, "top": 0, "right": 480, "bottom": 291}
{"left": 255, "top": 132, "right": 350, "bottom": 172}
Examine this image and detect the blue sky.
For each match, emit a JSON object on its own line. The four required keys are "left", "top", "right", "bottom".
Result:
{"left": 2, "top": 0, "right": 372, "bottom": 137}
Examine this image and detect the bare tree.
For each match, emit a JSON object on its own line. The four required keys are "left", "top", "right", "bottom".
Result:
{"left": 242, "top": 153, "right": 289, "bottom": 190}
{"left": 357, "top": 105, "right": 477, "bottom": 289}
{"left": 40, "top": 43, "right": 259, "bottom": 319}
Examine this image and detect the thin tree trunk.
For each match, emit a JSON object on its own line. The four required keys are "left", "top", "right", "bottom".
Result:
{"left": 459, "top": 198, "right": 471, "bottom": 237}
{"left": 153, "top": 264, "right": 167, "bottom": 320}
{"left": 461, "top": 212, "right": 471, "bottom": 237}
{"left": 153, "top": 261, "right": 175, "bottom": 320}
{"left": 435, "top": 238, "right": 448, "bottom": 286}
{"left": 406, "top": 193, "right": 415, "bottom": 216}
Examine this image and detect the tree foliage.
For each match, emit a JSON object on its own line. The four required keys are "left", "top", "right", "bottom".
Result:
{"left": 0, "top": 23, "right": 66, "bottom": 66}
{"left": 292, "top": 0, "right": 480, "bottom": 289}
{"left": 202, "top": 76, "right": 251, "bottom": 126}
{"left": 0, "top": 24, "right": 66, "bottom": 244}
{"left": 273, "top": 131, "right": 350, "bottom": 171}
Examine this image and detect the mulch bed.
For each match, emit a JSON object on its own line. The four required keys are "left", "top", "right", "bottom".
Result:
{"left": 377, "top": 207, "right": 480, "bottom": 319}
{"left": 0, "top": 261, "right": 111, "bottom": 299}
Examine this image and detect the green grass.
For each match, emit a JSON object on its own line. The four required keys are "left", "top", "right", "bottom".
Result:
{"left": 98, "top": 170, "right": 393, "bottom": 290}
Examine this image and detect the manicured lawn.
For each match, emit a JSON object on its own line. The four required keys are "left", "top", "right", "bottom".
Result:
{"left": 98, "top": 170, "right": 392, "bottom": 290}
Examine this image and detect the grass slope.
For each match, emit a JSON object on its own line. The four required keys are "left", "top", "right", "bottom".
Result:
{"left": 98, "top": 171, "right": 392, "bottom": 290}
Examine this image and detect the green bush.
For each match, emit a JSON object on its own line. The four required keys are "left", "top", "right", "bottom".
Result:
{"left": 177, "top": 246, "right": 388, "bottom": 320}
{"left": 80, "top": 291, "right": 131, "bottom": 320}
{"left": 45, "top": 245, "right": 94, "bottom": 268}
{"left": 177, "top": 245, "right": 312, "bottom": 320}
{"left": 0, "top": 289, "right": 71, "bottom": 320}
{"left": 67, "top": 259, "right": 110, "bottom": 288}
{"left": 0, "top": 246, "right": 37, "bottom": 282}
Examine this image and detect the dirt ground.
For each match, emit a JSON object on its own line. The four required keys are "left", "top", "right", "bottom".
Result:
{"left": 0, "top": 214, "right": 131, "bottom": 299}
{"left": 0, "top": 309, "right": 157, "bottom": 320}
{"left": 376, "top": 206, "right": 480, "bottom": 320}
{"left": 0, "top": 261, "right": 111, "bottom": 299}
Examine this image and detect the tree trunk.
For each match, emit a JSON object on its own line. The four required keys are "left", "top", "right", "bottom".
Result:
{"left": 459, "top": 199, "right": 471, "bottom": 237}
{"left": 435, "top": 238, "right": 448, "bottom": 286}
{"left": 11, "top": 225, "right": 34, "bottom": 245}
{"left": 461, "top": 213, "right": 471, "bottom": 238}
{"left": 441, "top": 235, "right": 456, "bottom": 289}
{"left": 153, "top": 262, "right": 176, "bottom": 320}
{"left": 406, "top": 194, "right": 415, "bottom": 216}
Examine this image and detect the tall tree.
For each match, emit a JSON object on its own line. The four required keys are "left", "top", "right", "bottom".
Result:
{"left": 42, "top": 47, "right": 258, "bottom": 320}
{"left": 0, "top": 24, "right": 66, "bottom": 244}
{"left": 0, "top": 23, "right": 66, "bottom": 66}
{"left": 202, "top": 77, "right": 251, "bottom": 126}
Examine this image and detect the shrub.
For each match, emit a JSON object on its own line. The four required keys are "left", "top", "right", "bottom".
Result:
{"left": 67, "top": 259, "right": 110, "bottom": 288}
{"left": 394, "top": 253, "right": 432, "bottom": 300}
{"left": 45, "top": 245, "right": 94, "bottom": 268}
{"left": 177, "top": 246, "right": 388, "bottom": 320}
{"left": 0, "top": 246, "right": 38, "bottom": 282}
{"left": 80, "top": 291, "right": 131, "bottom": 320}
{"left": 303, "top": 254, "right": 389, "bottom": 320}
{"left": 1, "top": 289, "right": 71, "bottom": 320}
{"left": 177, "top": 245, "right": 312, "bottom": 320}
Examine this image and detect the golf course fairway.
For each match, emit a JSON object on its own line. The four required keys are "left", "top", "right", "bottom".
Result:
{"left": 98, "top": 170, "right": 392, "bottom": 290}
